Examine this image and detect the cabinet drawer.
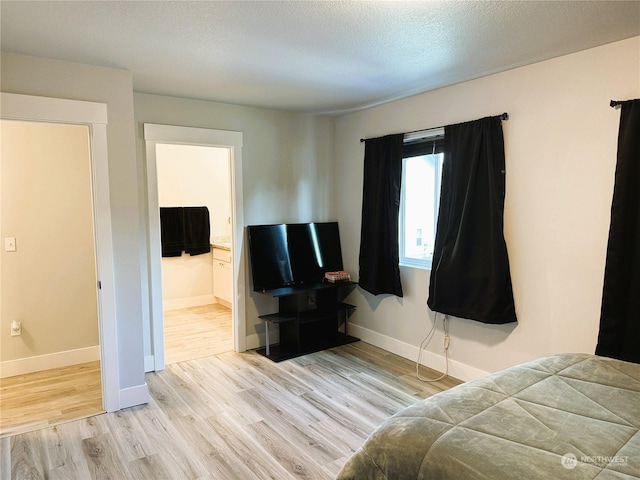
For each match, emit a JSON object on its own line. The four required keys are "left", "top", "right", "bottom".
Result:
{"left": 213, "top": 248, "right": 231, "bottom": 263}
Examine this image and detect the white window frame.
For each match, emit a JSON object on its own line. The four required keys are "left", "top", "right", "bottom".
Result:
{"left": 399, "top": 128, "right": 444, "bottom": 271}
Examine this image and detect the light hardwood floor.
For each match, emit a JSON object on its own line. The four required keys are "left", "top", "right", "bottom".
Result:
{"left": 0, "top": 362, "right": 104, "bottom": 439}
{"left": 164, "top": 303, "right": 233, "bottom": 365}
{"left": 0, "top": 304, "right": 230, "bottom": 439}
{"left": 1, "top": 342, "right": 460, "bottom": 479}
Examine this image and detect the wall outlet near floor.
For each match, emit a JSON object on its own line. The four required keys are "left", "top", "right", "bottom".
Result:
{"left": 5, "top": 237, "right": 16, "bottom": 252}
{"left": 11, "top": 320, "right": 22, "bottom": 336}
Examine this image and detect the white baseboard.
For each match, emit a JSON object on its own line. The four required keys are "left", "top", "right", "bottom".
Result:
{"left": 245, "top": 328, "right": 279, "bottom": 351}
{"left": 348, "top": 324, "right": 489, "bottom": 382}
{"left": 215, "top": 297, "right": 232, "bottom": 309}
{"left": 243, "top": 322, "right": 488, "bottom": 382}
{"left": 144, "top": 355, "right": 155, "bottom": 373}
{"left": 245, "top": 332, "right": 261, "bottom": 351}
{"left": 0, "top": 345, "right": 101, "bottom": 378}
{"left": 118, "top": 383, "right": 150, "bottom": 411}
{"left": 163, "top": 294, "right": 216, "bottom": 311}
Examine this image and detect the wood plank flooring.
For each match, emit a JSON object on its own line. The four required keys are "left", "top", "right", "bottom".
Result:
{"left": 0, "top": 304, "right": 228, "bottom": 440}
{"left": 1, "top": 342, "right": 460, "bottom": 479}
{"left": 0, "top": 362, "right": 104, "bottom": 439}
{"left": 164, "top": 304, "right": 233, "bottom": 365}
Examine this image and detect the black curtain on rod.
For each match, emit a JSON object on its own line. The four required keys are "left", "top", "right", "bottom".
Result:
{"left": 358, "top": 134, "right": 404, "bottom": 297}
{"left": 427, "top": 116, "right": 517, "bottom": 324}
{"left": 596, "top": 99, "right": 640, "bottom": 364}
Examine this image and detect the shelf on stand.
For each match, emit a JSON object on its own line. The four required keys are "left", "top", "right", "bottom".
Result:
{"left": 258, "top": 313, "right": 296, "bottom": 324}
{"left": 255, "top": 333, "right": 359, "bottom": 362}
{"left": 255, "top": 282, "right": 358, "bottom": 362}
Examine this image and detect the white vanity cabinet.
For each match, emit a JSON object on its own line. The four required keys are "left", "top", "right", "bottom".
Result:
{"left": 213, "top": 247, "right": 232, "bottom": 306}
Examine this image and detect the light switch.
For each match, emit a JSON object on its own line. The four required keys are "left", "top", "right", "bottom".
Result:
{"left": 5, "top": 237, "right": 16, "bottom": 252}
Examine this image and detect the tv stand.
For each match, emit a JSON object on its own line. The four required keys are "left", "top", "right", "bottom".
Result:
{"left": 256, "top": 281, "right": 359, "bottom": 361}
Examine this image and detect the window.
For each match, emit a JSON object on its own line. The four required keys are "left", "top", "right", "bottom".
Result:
{"left": 399, "top": 130, "right": 444, "bottom": 270}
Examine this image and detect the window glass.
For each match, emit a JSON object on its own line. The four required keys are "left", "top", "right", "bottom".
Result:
{"left": 399, "top": 149, "right": 443, "bottom": 269}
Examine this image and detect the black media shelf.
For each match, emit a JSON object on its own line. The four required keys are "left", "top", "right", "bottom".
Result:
{"left": 255, "top": 333, "right": 359, "bottom": 362}
{"left": 255, "top": 282, "right": 358, "bottom": 362}
{"left": 258, "top": 312, "right": 296, "bottom": 324}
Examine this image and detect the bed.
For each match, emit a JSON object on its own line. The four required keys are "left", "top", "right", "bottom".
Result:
{"left": 336, "top": 353, "right": 640, "bottom": 479}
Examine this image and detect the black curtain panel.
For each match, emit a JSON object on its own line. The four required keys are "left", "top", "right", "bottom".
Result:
{"left": 596, "top": 99, "right": 640, "bottom": 364}
{"left": 358, "top": 134, "right": 404, "bottom": 297}
{"left": 427, "top": 116, "right": 517, "bottom": 324}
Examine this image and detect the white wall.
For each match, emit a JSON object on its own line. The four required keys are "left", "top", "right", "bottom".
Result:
{"left": 1, "top": 120, "right": 98, "bottom": 365}
{"left": 334, "top": 37, "right": 640, "bottom": 380}
{"left": 133, "top": 93, "right": 336, "bottom": 353}
{"left": 6, "top": 36, "right": 633, "bottom": 391}
{"left": 156, "top": 143, "right": 231, "bottom": 240}
{"left": 1, "top": 53, "right": 146, "bottom": 396}
{"left": 156, "top": 143, "right": 231, "bottom": 307}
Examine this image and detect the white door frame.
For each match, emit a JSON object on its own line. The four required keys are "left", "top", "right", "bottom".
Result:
{"left": 144, "top": 124, "right": 245, "bottom": 371}
{"left": 1, "top": 92, "right": 120, "bottom": 412}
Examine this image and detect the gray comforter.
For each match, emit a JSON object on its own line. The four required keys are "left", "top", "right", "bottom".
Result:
{"left": 336, "top": 353, "right": 640, "bottom": 479}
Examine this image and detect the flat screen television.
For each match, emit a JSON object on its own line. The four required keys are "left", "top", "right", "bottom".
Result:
{"left": 247, "top": 222, "right": 344, "bottom": 292}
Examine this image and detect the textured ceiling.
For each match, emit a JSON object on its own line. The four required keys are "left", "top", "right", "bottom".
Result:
{"left": 1, "top": 1, "right": 639, "bottom": 115}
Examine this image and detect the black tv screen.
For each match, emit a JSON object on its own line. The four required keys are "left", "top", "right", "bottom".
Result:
{"left": 247, "top": 222, "right": 344, "bottom": 292}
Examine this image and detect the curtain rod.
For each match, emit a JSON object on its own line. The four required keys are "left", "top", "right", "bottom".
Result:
{"left": 610, "top": 100, "right": 623, "bottom": 108}
{"left": 359, "top": 112, "right": 509, "bottom": 143}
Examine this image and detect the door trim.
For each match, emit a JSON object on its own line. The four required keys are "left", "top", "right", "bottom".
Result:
{"left": 144, "top": 123, "right": 245, "bottom": 371}
{"left": 1, "top": 92, "right": 120, "bottom": 412}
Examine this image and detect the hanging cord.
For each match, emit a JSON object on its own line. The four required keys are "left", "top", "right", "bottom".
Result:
{"left": 416, "top": 313, "right": 449, "bottom": 382}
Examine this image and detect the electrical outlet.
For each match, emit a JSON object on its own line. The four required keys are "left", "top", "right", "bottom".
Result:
{"left": 5, "top": 237, "right": 16, "bottom": 252}
{"left": 10, "top": 321, "right": 22, "bottom": 336}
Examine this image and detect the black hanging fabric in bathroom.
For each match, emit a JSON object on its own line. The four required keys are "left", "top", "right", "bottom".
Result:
{"left": 160, "top": 207, "right": 185, "bottom": 257}
{"left": 184, "top": 207, "right": 212, "bottom": 255}
{"left": 160, "top": 206, "right": 211, "bottom": 257}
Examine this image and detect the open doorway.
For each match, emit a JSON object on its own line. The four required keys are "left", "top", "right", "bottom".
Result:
{"left": 0, "top": 119, "right": 103, "bottom": 436}
{"left": 144, "top": 124, "right": 245, "bottom": 372}
{"left": 0, "top": 93, "right": 119, "bottom": 435}
{"left": 156, "top": 144, "right": 233, "bottom": 364}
